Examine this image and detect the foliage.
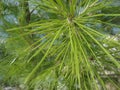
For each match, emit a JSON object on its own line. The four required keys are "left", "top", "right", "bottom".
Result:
{"left": 0, "top": 0, "right": 120, "bottom": 90}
